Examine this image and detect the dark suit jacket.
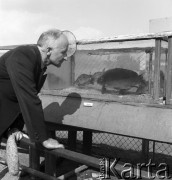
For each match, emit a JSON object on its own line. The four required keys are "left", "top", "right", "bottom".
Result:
{"left": 0, "top": 45, "right": 48, "bottom": 142}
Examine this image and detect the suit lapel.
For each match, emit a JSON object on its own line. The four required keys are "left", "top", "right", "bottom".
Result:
{"left": 33, "top": 46, "right": 47, "bottom": 92}
{"left": 37, "top": 66, "right": 47, "bottom": 92}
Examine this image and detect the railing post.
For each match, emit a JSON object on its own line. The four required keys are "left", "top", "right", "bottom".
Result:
{"left": 83, "top": 131, "right": 92, "bottom": 155}
{"left": 146, "top": 48, "right": 153, "bottom": 95}
{"left": 149, "top": 52, "right": 153, "bottom": 95}
{"left": 142, "top": 139, "right": 149, "bottom": 162}
{"left": 153, "top": 39, "right": 161, "bottom": 101}
{"left": 164, "top": 49, "right": 168, "bottom": 98}
{"left": 166, "top": 36, "right": 172, "bottom": 104}
{"left": 45, "top": 131, "right": 58, "bottom": 176}
{"left": 68, "top": 130, "right": 77, "bottom": 151}
{"left": 45, "top": 152, "right": 57, "bottom": 177}
{"left": 29, "top": 144, "right": 41, "bottom": 180}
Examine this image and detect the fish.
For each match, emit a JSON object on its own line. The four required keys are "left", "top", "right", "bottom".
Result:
{"left": 92, "top": 71, "right": 104, "bottom": 83}
{"left": 74, "top": 74, "right": 93, "bottom": 87}
{"left": 2, "top": 131, "right": 21, "bottom": 180}
{"left": 97, "top": 68, "right": 146, "bottom": 94}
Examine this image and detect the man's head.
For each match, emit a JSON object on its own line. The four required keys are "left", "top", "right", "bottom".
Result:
{"left": 37, "top": 29, "right": 76, "bottom": 67}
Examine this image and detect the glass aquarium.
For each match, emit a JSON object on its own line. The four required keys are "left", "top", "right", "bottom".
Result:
{"left": 42, "top": 38, "right": 168, "bottom": 104}
{"left": 0, "top": 38, "right": 168, "bottom": 105}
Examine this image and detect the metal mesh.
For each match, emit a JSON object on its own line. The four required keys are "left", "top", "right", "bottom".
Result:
{"left": 56, "top": 130, "right": 172, "bottom": 167}
{"left": 77, "top": 131, "right": 83, "bottom": 141}
{"left": 154, "top": 142, "right": 172, "bottom": 156}
{"left": 56, "top": 131, "right": 68, "bottom": 144}
{"left": 92, "top": 133, "right": 142, "bottom": 151}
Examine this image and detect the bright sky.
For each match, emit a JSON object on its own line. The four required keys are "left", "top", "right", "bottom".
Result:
{"left": 0, "top": 0, "right": 172, "bottom": 45}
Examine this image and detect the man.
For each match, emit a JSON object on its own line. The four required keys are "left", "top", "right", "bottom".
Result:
{"left": 0, "top": 29, "right": 77, "bottom": 148}
{"left": 0, "top": 29, "right": 77, "bottom": 178}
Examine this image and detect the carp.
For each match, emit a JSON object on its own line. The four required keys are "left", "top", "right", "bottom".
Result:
{"left": 97, "top": 68, "right": 147, "bottom": 94}
{"left": 74, "top": 74, "right": 93, "bottom": 87}
{"left": 2, "top": 130, "right": 23, "bottom": 180}
{"left": 92, "top": 71, "right": 104, "bottom": 83}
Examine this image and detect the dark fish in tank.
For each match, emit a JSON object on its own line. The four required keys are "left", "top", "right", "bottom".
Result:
{"left": 97, "top": 68, "right": 147, "bottom": 94}
{"left": 74, "top": 74, "right": 93, "bottom": 87}
{"left": 92, "top": 71, "right": 104, "bottom": 82}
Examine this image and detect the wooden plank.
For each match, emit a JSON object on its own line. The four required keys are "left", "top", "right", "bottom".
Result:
{"left": 153, "top": 39, "right": 161, "bottom": 100}
{"left": 77, "top": 31, "right": 172, "bottom": 45}
{"left": 0, "top": 31, "right": 172, "bottom": 49}
{"left": 57, "top": 165, "right": 88, "bottom": 180}
{"left": 166, "top": 37, "right": 172, "bottom": 104}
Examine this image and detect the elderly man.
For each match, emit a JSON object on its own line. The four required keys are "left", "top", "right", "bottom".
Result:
{"left": 0, "top": 29, "right": 76, "bottom": 178}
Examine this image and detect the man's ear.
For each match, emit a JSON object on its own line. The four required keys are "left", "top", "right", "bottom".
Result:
{"left": 47, "top": 47, "right": 52, "bottom": 57}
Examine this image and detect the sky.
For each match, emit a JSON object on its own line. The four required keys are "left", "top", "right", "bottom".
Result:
{"left": 0, "top": 0, "right": 172, "bottom": 45}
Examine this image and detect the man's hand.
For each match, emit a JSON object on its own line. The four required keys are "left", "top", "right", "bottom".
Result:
{"left": 14, "top": 131, "right": 23, "bottom": 141}
{"left": 8, "top": 129, "right": 23, "bottom": 141}
{"left": 42, "top": 138, "right": 64, "bottom": 149}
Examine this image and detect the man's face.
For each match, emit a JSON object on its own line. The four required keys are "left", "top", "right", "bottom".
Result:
{"left": 48, "top": 35, "right": 69, "bottom": 67}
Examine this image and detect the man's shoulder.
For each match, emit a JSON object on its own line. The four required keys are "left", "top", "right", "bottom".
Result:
{"left": 14, "top": 45, "right": 39, "bottom": 58}
{"left": 3, "top": 45, "right": 41, "bottom": 67}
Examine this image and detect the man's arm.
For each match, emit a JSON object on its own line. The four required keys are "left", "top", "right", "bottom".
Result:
{"left": 5, "top": 50, "right": 48, "bottom": 143}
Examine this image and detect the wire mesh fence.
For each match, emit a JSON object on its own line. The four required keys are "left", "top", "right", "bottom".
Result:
{"left": 56, "top": 130, "right": 172, "bottom": 171}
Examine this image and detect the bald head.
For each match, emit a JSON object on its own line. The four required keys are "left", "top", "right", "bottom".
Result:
{"left": 55, "top": 34, "right": 68, "bottom": 49}
{"left": 37, "top": 29, "right": 68, "bottom": 50}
